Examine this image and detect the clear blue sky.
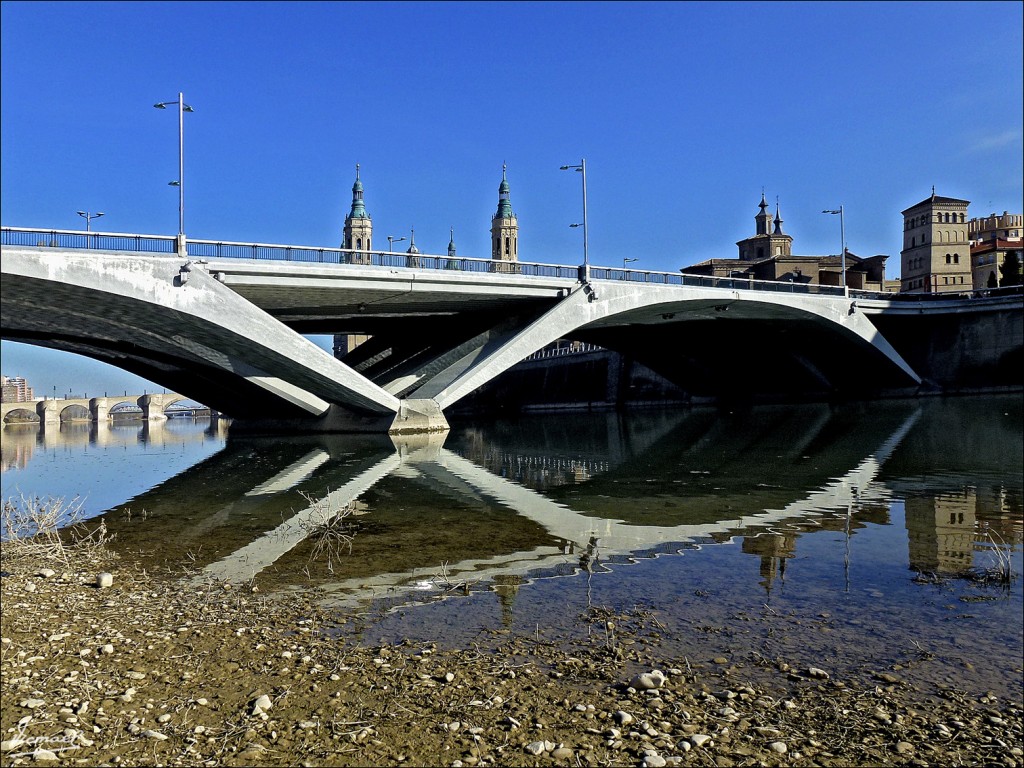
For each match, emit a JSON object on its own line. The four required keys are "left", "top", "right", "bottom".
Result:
{"left": 2, "top": 1, "right": 1022, "bottom": 397}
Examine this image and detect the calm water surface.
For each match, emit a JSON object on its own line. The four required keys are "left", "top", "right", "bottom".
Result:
{"left": 3, "top": 397, "right": 1022, "bottom": 701}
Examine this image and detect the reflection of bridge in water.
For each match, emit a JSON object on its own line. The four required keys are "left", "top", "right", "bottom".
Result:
{"left": 87, "top": 403, "right": 949, "bottom": 612}
{"left": 1, "top": 417, "right": 229, "bottom": 472}
{"left": 1, "top": 393, "right": 214, "bottom": 427}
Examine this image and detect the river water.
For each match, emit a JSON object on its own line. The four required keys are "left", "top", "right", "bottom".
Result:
{"left": 2, "top": 396, "right": 1022, "bottom": 701}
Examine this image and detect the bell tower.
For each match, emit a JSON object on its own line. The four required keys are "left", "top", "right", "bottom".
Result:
{"left": 343, "top": 164, "right": 372, "bottom": 265}
{"left": 491, "top": 164, "right": 518, "bottom": 267}
{"left": 737, "top": 191, "right": 792, "bottom": 260}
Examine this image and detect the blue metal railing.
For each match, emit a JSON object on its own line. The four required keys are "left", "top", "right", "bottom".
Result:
{"left": 1, "top": 228, "right": 179, "bottom": 254}
{"left": 4, "top": 226, "right": 1020, "bottom": 302}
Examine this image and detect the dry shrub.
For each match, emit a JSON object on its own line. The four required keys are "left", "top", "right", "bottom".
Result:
{"left": 1, "top": 495, "right": 112, "bottom": 568}
{"left": 300, "top": 492, "right": 357, "bottom": 575}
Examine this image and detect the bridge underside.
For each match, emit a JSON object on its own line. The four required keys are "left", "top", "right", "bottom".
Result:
{"left": 1, "top": 247, "right": 926, "bottom": 433}
{"left": 573, "top": 315, "right": 917, "bottom": 400}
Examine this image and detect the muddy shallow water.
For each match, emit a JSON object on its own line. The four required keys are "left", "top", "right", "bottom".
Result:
{"left": 3, "top": 396, "right": 1022, "bottom": 706}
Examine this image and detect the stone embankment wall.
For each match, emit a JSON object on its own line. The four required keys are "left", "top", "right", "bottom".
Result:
{"left": 871, "top": 303, "right": 1022, "bottom": 392}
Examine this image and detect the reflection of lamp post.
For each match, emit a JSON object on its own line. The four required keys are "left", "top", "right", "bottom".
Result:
{"left": 822, "top": 205, "right": 847, "bottom": 296}
{"left": 387, "top": 235, "right": 406, "bottom": 253}
{"left": 154, "top": 92, "right": 194, "bottom": 256}
{"left": 76, "top": 211, "right": 104, "bottom": 231}
{"left": 560, "top": 158, "right": 589, "bottom": 279}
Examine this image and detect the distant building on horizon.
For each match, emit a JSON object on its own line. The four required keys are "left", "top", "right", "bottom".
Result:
{"left": 680, "top": 193, "right": 894, "bottom": 292}
{"left": 1, "top": 375, "right": 34, "bottom": 403}
{"left": 968, "top": 210, "right": 1023, "bottom": 290}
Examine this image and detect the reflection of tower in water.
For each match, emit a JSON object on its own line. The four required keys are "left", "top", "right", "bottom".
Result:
{"left": 492, "top": 574, "right": 523, "bottom": 627}
{"left": 905, "top": 492, "right": 976, "bottom": 574}
{"left": 742, "top": 532, "right": 796, "bottom": 597}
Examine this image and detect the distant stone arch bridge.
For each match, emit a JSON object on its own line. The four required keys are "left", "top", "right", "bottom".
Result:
{"left": 1, "top": 393, "right": 185, "bottom": 427}
{"left": 4, "top": 227, "right": 1013, "bottom": 433}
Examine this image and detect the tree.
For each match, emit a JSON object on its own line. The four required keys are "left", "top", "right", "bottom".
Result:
{"left": 999, "top": 250, "right": 1021, "bottom": 287}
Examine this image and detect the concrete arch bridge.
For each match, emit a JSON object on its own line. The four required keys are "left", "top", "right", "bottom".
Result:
{"left": 2, "top": 228, "right": 1019, "bottom": 433}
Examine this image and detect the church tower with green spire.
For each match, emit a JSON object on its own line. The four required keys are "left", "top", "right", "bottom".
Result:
{"left": 490, "top": 164, "right": 518, "bottom": 267}
{"left": 343, "top": 164, "right": 372, "bottom": 265}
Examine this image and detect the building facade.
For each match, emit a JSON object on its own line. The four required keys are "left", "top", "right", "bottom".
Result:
{"left": 968, "top": 211, "right": 1023, "bottom": 290}
{"left": 899, "top": 191, "right": 972, "bottom": 293}
{"left": 1, "top": 375, "right": 34, "bottom": 403}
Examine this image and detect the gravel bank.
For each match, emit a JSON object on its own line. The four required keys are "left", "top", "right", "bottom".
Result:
{"left": 1, "top": 547, "right": 1021, "bottom": 767}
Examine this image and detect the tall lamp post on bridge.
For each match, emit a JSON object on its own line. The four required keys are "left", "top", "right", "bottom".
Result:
{"left": 623, "top": 257, "right": 638, "bottom": 271}
{"left": 154, "top": 92, "right": 194, "bottom": 257}
{"left": 387, "top": 235, "right": 406, "bottom": 254}
{"left": 822, "top": 205, "right": 847, "bottom": 297}
{"left": 560, "top": 158, "right": 589, "bottom": 282}
{"left": 76, "top": 211, "right": 104, "bottom": 232}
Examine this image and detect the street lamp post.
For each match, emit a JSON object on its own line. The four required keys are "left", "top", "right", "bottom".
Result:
{"left": 822, "top": 205, "right": 847, "bottom": 296}
{"left": 387, "top": 236, "right": 406, "bottom": 254}
{"left": 76, "top": 211, "right": 104, "bottom": 232}
{"left": 623, "top": 257, "right": 638, "bottom": 270}
{"left": 560, "top": 158, "right": 589, "bottom": 281}
{"left": 154, "top": 92, "right": 194, "bottom": 257}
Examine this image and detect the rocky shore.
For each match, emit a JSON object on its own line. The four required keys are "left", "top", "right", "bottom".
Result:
{"left": 2, "top": 546, "right": 1022, "bottom": 767}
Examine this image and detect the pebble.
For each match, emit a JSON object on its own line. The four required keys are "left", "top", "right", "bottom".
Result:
{"left": 769, "top": 741, "right": 787, "bottom": 754}
{"left": 141, "top": 730, "right": 168, "bottom": 740}
{"left": 691, "top": 734, "right": 712, "bottom": 748}
{"left": 525, "top": 741, "right": 546, "bottom": 755}
{"left": 36, "top": 569, "right": 56, "bottom": 579}
{"left": 551, "top": 747, "right": 573, "bottom": 759}
{"left": 643, "top": 755, "right": 667, "bottom": 767}
{"left": 807, "top": 667, "right": 830, "bottom": 679}
{"left": 21, "top": 698, "right": 45, "bottom": 709}
{"left": 1, "top": 739, "right": 25, "bottom": 753}
{"left": 615, "top": 710, "right": 634, "bottom": 726}
{"left": 238, "top": 744, "right": 267, "bottom": 759}
{"left": 252, "top": 694, "right": 273, "bottom": 715}
{"left": 101, "top": 644, "right": 115, "bottom": 654}
{"left": 32, "top": 749, "right": 58, "bottom": 761}
{"left": 96, "top": 573, "right": 114, "bottom": 589}
{"left": 157, "top": 713, "right": 172, "bottom": 723}
{"left": 630, "top": 670, "right": 667, "bottom": 690}
{"left": 896, "top": 741, "right": 914, "bottom": 754}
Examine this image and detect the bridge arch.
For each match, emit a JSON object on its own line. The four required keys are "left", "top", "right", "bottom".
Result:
{"left": 2, "top": 406, "right": 39, "bottom": 424}
{"left": 427, "top": 283, "right": 920, "bottom": 410}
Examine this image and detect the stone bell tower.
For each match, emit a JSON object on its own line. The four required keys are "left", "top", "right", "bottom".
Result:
{"left": 343, "top": 164, "right": 372, "bottom": 265}
{"left": 491, "top": 164, "right": 518, "bottom": 266}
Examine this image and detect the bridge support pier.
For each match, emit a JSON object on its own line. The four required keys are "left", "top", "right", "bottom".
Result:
{"left": 389, "top": 399, "right": 449, "bottom": 435}
{"left": 139, "top": 394, "right": 169, "bottom": 421}
{"left": 36, "top": 399, "right": 61, "bottom": 429}
{"left": 90, "top": 397, "right": 112, "bottom": 422}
